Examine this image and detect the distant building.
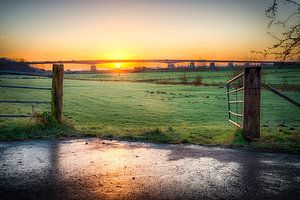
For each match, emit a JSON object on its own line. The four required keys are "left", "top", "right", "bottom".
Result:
{"left": 228, "top": 62, "right": 234, "bottom": 68}
{"left": 167, "top": 63, "right": 175, "bottom": 69}
{"left": 90, "top": 65, "right": 97, "bottom": 71}
{"left": 210, "top": 62, "right": 216, "bottom": 70}
{"left": 189, "top": 62, "right": 195, "bottom": 69}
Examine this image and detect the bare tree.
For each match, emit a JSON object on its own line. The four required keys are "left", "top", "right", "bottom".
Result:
{"left": 258, "top": 0, "right": 300, "bottom": 60}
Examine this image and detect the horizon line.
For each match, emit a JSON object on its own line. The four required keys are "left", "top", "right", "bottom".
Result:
{"left": 25, "top": 59, "right": 299, "bottom": 65}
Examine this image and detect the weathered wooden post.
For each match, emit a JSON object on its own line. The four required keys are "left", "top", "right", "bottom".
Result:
{"left": 51, "top": 64, "right": 64, "bottom": 123}
{"left": 243, "top": 66, "right": 261, "bottom": 139}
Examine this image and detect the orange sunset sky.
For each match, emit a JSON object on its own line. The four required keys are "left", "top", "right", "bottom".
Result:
{"left": 0, "top": 0, "right": 295, "bottom": 69}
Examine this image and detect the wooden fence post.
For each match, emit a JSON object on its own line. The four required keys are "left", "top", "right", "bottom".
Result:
{"left": 51, "top": 64, "right": 64, "bottom": 123}
{"left": 243, "top": 66, "right": 261, "bottom": 140}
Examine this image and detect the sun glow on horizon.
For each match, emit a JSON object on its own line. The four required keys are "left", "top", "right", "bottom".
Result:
{"left": 115, "top": 63, "right": 121, "bottom": 69}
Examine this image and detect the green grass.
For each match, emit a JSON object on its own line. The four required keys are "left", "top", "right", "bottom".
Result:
{"left": 0, "top": 119, "right": 80, "bottom": 140}
{"left": 0, "top": 69, "right": 299, "bottom": 152}
{"left": 64, "top": 69, "right": 233, "bottom": 86}
{"left": 64, "top": 68, "right": 300, "bottom": 88}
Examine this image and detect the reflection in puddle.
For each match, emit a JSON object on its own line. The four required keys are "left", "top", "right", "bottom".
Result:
{"left": 0, "top": 139, "right": 299, "bottom": 199}
{"left": 56, "top": 140, "right": 243, "bottom": 199}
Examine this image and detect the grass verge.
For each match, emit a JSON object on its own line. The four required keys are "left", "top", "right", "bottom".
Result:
{"left": 0, "top": 119, "right": 299, "bottom": 153}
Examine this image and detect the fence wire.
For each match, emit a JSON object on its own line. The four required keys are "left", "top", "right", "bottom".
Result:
{"left": 260, "top": 67, "right": 300, "bottom": 131}
{"left": 0, "top": 74, "right": 51, "bottom": 118}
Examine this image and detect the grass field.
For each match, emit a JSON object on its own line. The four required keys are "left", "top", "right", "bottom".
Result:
{"left": 0, "top": 69, "right": 300, "bottom": 152}
{"left": 64, "top": 68, "right": 300, "bottom": 88}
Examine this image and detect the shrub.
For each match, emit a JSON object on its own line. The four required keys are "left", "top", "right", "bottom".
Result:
{"left": 33, "top": 111, "right": 56, "bottom": 127}
{"left": 141, "top": 128, "right": 171, "bottom": 143}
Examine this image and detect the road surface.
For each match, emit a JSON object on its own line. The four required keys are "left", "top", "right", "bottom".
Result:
{"left": 0, "top": 139, "right": 299, "bottom": 200}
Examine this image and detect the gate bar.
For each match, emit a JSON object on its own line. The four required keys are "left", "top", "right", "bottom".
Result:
{"left": 0, "top": 115, "right": 33, "bottom": 118}
{"left": 0, "top": 100, "right": 50, "bottom": 104}
{"left": 228, "top": 100, "right": 243, "bottom": 104}
{"left": 0, "top": 85, "right": 51, "bottom": 90}
{"left": 229, "top": 111, "right": 243, "bottom": 117}
{"left": 261, "top": 82, "right": 300, "bottom": 108}
{"left": 0, "top": 71, "right": 52, "bottom": 77}
{"left": 227, "top": 72, "right": 244, "bottom": 84}
{"left": 228, "top": 87, "right": 244, "bottom": 94}
{"left": 229, "top": 119, "right": 241, "bottom": 128}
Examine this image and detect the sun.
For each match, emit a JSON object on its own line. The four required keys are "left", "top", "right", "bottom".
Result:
{"left": 115, "top": 63, "right": 121, "bottom": 69}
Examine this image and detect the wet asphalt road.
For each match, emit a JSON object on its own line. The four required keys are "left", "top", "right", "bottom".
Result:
{"left": 0, "top": 139, "right": 299, "bottom": 200}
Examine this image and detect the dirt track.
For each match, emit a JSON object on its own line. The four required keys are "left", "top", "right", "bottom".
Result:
{"left": 0, "top": 139, "right": 299, "bottom": 200}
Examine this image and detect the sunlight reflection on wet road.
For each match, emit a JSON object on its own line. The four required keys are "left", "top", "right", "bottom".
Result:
{"left": 0, "top": 139, "right": 299, "bottom": 200}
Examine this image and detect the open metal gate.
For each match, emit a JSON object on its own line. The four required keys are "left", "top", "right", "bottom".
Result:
{"left": 226, "top": 72, "right": 244, "bottom": 128}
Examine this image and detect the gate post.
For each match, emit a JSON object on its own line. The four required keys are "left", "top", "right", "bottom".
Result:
{"left": 51, "top": 64, "right": 64, "bottom": 123}
{"left": 243, "top": 66, "right": 261, "bottom": 140}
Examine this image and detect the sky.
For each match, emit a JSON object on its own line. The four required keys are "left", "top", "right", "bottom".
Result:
{"left": 0, "top": 0, "right": 296, "bottom": 69}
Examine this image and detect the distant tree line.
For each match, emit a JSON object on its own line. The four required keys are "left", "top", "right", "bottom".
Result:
{"left": 0, "top": 57, "right": 45, "bottom": 72}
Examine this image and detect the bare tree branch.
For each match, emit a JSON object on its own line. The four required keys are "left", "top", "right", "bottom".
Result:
{"left": 257, "top": 0, "right": 300, "bottom": 60}
{"left": 285, "top": 0, "right": 300, "bottom": 6}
